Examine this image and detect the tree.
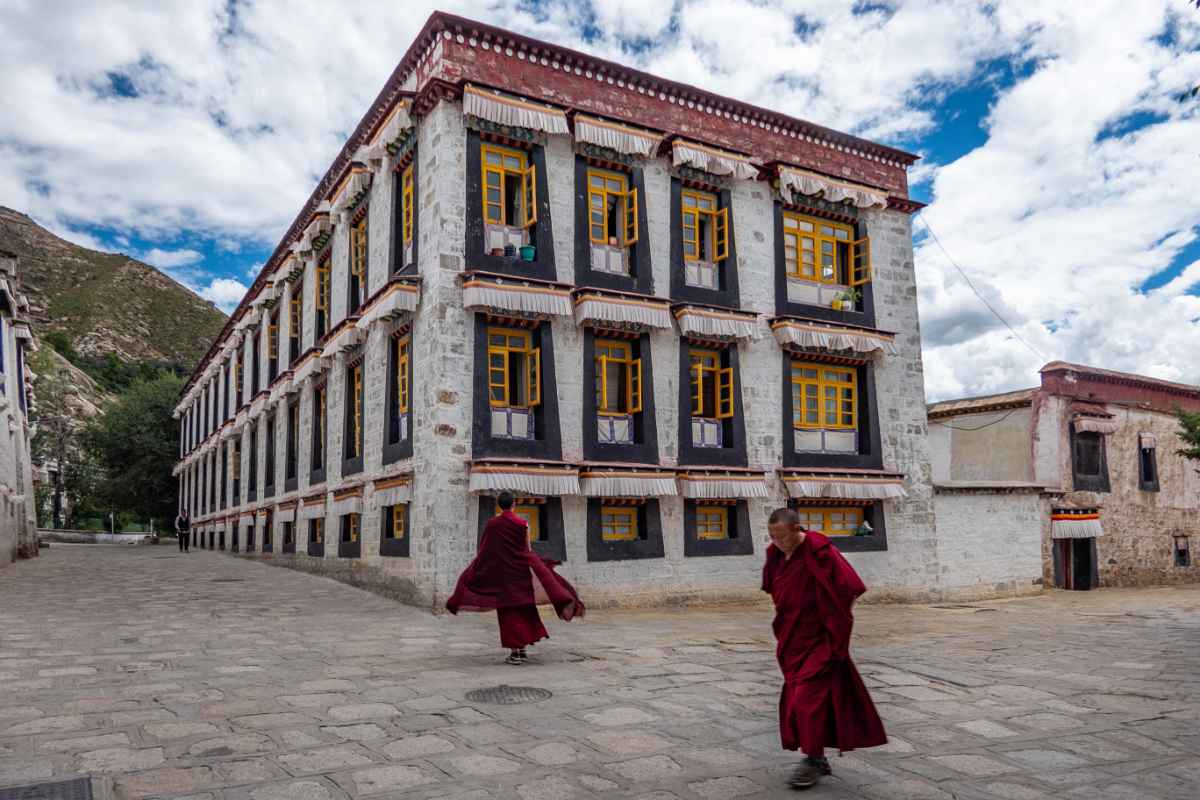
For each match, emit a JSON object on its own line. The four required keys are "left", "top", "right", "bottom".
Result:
{"left": 1176, "top": 408, "right": 1200, "bottom": 468}
{"left": 86, "top": 371, "right": 183, "bottom": 527}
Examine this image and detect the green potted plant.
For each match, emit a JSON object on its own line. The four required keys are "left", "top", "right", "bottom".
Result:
{"left": 835, "top": 288, "right": 861, "bottom": 311}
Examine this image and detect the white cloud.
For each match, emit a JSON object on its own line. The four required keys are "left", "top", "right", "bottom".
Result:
{"left": 140, "top": 247, "right": 204, "bottom": 269}
{"left": 199, "top": 278, "right": 247, "bottom": 314}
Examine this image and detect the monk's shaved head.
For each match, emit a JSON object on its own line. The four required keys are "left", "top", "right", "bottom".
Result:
{"left": 497, "top": 491, "right": 515, "bottom": 510}
{"left": 768, "top": 507, "right": 800, "bottom": 526}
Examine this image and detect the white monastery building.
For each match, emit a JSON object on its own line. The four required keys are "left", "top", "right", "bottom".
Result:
{"left": 0, "top": 250, "right": 38, "bottom": 564}
{"left": 172, "top": 13, "right": 1003, "bottom": 606}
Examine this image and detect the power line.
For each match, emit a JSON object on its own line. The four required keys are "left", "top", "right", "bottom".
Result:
{"left": 930, "top": 408, "right": 1021, "bottom": 431}
{"left": 917, "top": 217, "right": 1049, "bottom": 363}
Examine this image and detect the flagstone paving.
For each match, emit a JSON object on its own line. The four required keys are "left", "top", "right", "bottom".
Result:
{"left": 1, "top": 545, "right": 1197, "bottom": 799}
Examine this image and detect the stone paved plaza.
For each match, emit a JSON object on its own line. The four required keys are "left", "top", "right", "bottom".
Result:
{"left": 1, "top": 546, "right": 1198, "bottom": 799}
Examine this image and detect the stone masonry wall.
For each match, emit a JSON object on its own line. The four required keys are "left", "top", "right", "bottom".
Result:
{"left": 934, "top": 489, "right": 1046, "bottom": 601}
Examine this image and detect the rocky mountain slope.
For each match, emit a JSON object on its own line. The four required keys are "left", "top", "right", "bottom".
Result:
{"left": 0, "top": 206, "right": 226, "bottom": 370}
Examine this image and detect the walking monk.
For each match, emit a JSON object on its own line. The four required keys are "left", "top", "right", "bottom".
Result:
{"left": 763, "top": 508, "right": 886, "bottom": 790}
{"left": 446, "top": 491, "right": 585, "bottom": 664}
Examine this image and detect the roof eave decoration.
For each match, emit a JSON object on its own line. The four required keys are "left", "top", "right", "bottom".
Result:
{"left": 463, "top": 84, "right": 570, "bottom": 135}
{"left": 780, "top": 470, "right": 907, "bottom": 500}
{"left": 677, "top": 470, "right": 770, "bottom": 499}
{"left": 580, "top": 466, "right": 678, "bottom": 497}
{"left": 267, "top": 373, "right": 294, "bottom": 405}
{"left": 321, "top": 321, "right": 365, "bottom": 362}
{"left": 299, "top": 210, "right": 333, "bottom": 254}
{"left": 574, "top": 114, "right": 662, "bottom": 157}
{"left": 468, "top": 461, "right": 581, "bottom": 496}
{"left": 770, "top": 318, "right": 897, "bottom": 357}
{"left": 1051, "top": 508, "right": 1103, "bottom": 539}
{"left": 778, "top": 165, "right": 888, "bottom": 209}
{"left": 573, "top": 289, "right": 673, "bottom": 331}
{"left": 671, "top": 140, "right": 759, "bottom": 181}
{"left": 292, "top": 349, "right": 325, "bottom": 386}
{"left": 462, "top": 273, "right": 572, "bottom": 318}
{"left": 674, "top": 305, "right": 761, "bottom": 341}
{"left": 355, "top": 279, "right": 421, "bottom": 332}
{"left": 329, "top": 164, "right": 373, "bottom": 221}
{"left": 355, "top": 99, "right": 414, "bottom": 166}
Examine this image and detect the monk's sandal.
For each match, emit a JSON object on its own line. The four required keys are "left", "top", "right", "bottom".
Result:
{"left": 788, "top": 757, "right": 831, "bottom": 790}
{"left": 505, "top": 650, "right": 527, "bottom": 665}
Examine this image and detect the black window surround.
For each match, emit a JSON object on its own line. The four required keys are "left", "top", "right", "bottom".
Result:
{"left": 282, "top": 522, "right": 296, "bottom": 554}
{"left": 464, "top": 130, "right": 557, "bottom": 283}
{"left": 247, "top": 423, "right": 258, "bottom": 502}
{"left": 392, "top": 147, "right": 419, "bottom": 275}
{"left": 683, "top": 500, "right": 755, "bottom": 558}
{"left": 586, "top": 499, "right": 665, "bottom": 562}
{"left": 380, "top": 504, "right": 410, "bottom": 558}
{"left": 772, "top": 200, "right": 877, "bottom": 327}
{"left": 246, "top": 521, "right": 256, "bottom": 552}
{"left": 470, "top": 315, "right": 563, "bottom": 461}
{"left": 781, "top": 357, "right": 883, "bottom": 471}
{"left": 285, "top": 399, "right": 299, "bottom": 493}
{"left": 581, "top": 330, "right": 659, "bottom": 464}
{"left": 230, "top": 527, "right": 239, "bottom": 553}
{"left": 788, "top": 500, "right": 890, "bottom": 553}
{"left": 310, "top": 382, "right": 327, "bottom": 486}
{"left": 572, "top": 155, "right": 653, "bottom": 294}
{"left": 475, "top": 496, "right": 566, "bottom": 562}
{"left": 347, "top": 206, "right": 369, "bottom": 316}
{"left": 1070, "top": 426, "right": 1111, "bottom": 493}
{"left": 219, "top": 444, "right": 228, "bottom": 510}
{"left": 307, "top": 519, "right": 324, "bottom": 557}
{"left": 338, "top": 515, "right": 361, "bottom": 559}
{"left": 262, "top": 519, "right": 273, "bottom": 553}
{"left": 677, "top": 341, "right": 749, "bottom": 467}
{"left": 263, "top": 415, "right": 276, "bottom": 499}
{"left": 669, "top": 176, "right": 741, "bottom": 308}
{"left": 1138, "top": 441, "right": 1159, "bottom": 492}
{"left": 383, "top": 329, "right": 414, "bottom": 466}
{"left": 342, "top": 358, "right": 365, "bottom": 477}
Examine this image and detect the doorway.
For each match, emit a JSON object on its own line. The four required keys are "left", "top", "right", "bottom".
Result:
{"left": 1056, "top": 538, "right": 1096, "bottom": 590}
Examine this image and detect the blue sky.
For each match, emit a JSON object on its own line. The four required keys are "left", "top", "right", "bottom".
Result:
{"left": 2, "top": 0, "right": 1198, "bottom": 399}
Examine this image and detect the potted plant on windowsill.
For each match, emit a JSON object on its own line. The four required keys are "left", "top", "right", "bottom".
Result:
{"left": 833, "top": 288, "right": 861, "bottom": 311}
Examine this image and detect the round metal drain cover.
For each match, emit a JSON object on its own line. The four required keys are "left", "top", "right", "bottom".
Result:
{"left": 465, "top": 685, "right": 553, "bottom": 705}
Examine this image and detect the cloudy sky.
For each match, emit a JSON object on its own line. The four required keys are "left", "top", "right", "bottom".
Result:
{"left": 2, "top": 0, "right": 1198, "bottom": 400}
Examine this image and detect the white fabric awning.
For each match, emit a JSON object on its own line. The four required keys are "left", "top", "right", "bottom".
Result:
{"left": 373, "top": 477, "right": 412, "bottom": 507}
{"left": 573, "top": 291, "right": 672, "bottom": 330}
{"left": 463, "top": 275, "right": 572, "bottom": 317}
{"left": 299, "top": 501, "right": 326, "bottom": 521}
{"left": 1139, "top": 432, "right": 1157, "bottom": 449}
{"left": 12, "top": 323, "right": 33, "bottom": 341}
{"left": 275, "top": 505, "right": 297, "bottom": 523}
{"left": 330, "top": 165, "right": 372, "bottom": 219}
{"left": 357, "top": 100, "right": 414, "bottom": 164}
{"left": 677, "top": 472, "right": 770, "bottom": 499}
{"left": 580, "top": 468, "right": 678, "bottom": 497}
{"left": 674, "top": 306, "right": 761, "bottom": 341}
{"left": 468, "top": 463, "right": 581, "bottom": 496}
{"left": 771, "top": 319, "right": 897, "bottom": 356}
{"left": 356, "top": 282, "right": 420, "bottom": 331}
{"left": 332, "top": 494, "right": 363, "bottom": 517}
{"left": 1052, "top": 511, "right": 1104, "bottom": 539}
{"left": 322, "top": 324, "right": 365, "bottom": 361}
{"left": 574, "top": 114, "right": 662, "bottom": 156}
{"left": 778, "top": 165, "right": 888, "bottom": 209}
{"left": 1073, "top": 417, "right": 1119, "bottom": 435}
{"left": 239, "top": 512, "right": 256, "bottom": 524}
{"left": 672, "top": 140, "right": 759, "bottom": 180}
{"left": 782, "top": 472, "right": 908, "bottom": 500}
{"left": 463, "top": 84, "right": 569, "bottom": 135}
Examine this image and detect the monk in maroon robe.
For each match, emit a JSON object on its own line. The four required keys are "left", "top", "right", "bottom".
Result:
{"left": 447, "top": 491, "right": 585, "bottom": 664}
{"left": 763, "top": 507, "right": 886, "bottom": 790}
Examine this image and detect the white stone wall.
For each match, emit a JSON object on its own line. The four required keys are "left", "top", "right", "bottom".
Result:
{"left": 933, "top": 489, "right": 1046, "bottom": 599}
{"left": 0, "top": 261, "right": 38, "bottom": 565}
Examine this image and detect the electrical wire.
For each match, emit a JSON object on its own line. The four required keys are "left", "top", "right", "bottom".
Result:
{"left": 930, "top": 407, "right": 1021, "bottom": 431}
{"left": 917, "top": 217, "right": 1049, "bottom": 363}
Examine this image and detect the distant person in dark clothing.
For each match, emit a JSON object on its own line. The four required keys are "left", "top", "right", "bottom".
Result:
{"left": 175, "top": 510, "right": 191, "bottom": 552}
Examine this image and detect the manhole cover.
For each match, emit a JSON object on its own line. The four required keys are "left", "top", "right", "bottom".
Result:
{"left": 465, "top": 685, "right": 553, "bottom": 705}
{"left": 210, "top": 578, "right": 244, "bottom": 582}
{"left": 0, "top": 778, "right": 93, "bottom": 800}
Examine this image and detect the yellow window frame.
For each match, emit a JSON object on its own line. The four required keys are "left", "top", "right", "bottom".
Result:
{"left": 695, "top": 505, "right": 729, "bottom": 540}
{"left": 486, "top": 327, "right": 541, "bottom": 409}
{"left": 514, "top": 504, "right": 540, "bottom": 543}
{"left": 782, "top": 212, "right": 870, "bottom": 286}
{"left": 587, "top": 168, "right": 639, "bottom": 247}
{"left": 481, "top": 143, "right": 536, "bottom": 228}
{"left": 268, "top": 319, "right": 279, "bottom": 360}
{"left": 312, "top": 517, "right": 324, "bottom": 543}
{"left": 689, "top": 349, "right": 734, "bottom": 420}
{"left": 401, "top": 165, "right": 414, "bottom": 247}
{"left": 316, "top": 259, "right": 331, "bottom": 313}
{"left": 344, "top": 513, "right": 360, "bottom": 542}
{"left": 601, "top": 505, "right": 638, "bottom": 541}
{"left": 595, "top": 339, "right": 642, "bottom": 415}
{"left": 351, "top": 215, "right": 368, "bottom": 280}
{"left": 681, "top": 189, "right": 729, "bottom": 263}
{"left": 389, "top": 504, "right": 407, "bottom": 539}
{"left": 395, "top": 335, "right": 410, "bottom": 414}
{"left": 289, "top": 293, "right": 302, "bottom": 341}
{"left": 791, "top": 362, "right": 857, "bottom": 430}
{"left": 350, "top": 363, "right": 364, "bottom": 457}
{"left": 794, "top": 506, "right": 864, "bottom": 537}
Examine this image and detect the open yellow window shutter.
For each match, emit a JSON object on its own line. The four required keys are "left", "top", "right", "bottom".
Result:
{"left": 713, "top": 207, "right": 730, "bottom": 262}
{"left": 850, "top": 237, "right": 872, "bottom": 286}
{"left": 528, "top": 347, "right": 542, "bottom": 406}
{"left": 628, "top": 358, "right": 643, "bottom": 413}
{"left": 522, "top": 164, "right": 538, "bottom": 228}
{"left": 717, "top": 367, "right": 734, "bottom": 419}
{"left": 623, "top": 188, "right": 639, "bottom": 246}
{"left": 597, "top": 355, "right": 609, "bottom": 412}
{"left": 691, "top": 364, "right": 704, "bottom": 416}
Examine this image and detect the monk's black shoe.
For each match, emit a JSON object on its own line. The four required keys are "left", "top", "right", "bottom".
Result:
{"left": 788, "top": 757, "right": 831, "bottom": 790}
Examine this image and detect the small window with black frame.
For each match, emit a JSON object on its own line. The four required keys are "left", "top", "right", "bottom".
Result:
{"left": 282, "top": 521, "right": 295, "bottom": 553}
{"left": 681, "top": 188, "right": 729, "bottom": 290}
{"left": 268, "top": 308, "right": 280, "bottom": 382}
{"left": 586, "top": 166, "right": 638, "bottom": 275}
{"left": 595, "top": 337, "right": 642, "bottom": 445}
{"left": 1138, "top": 433, "right": 1159, "bottom": 492}
{"left": 380, "top": 504, "right": 409, "bottom": 557}
{"left": 781, "top": 210, "right": 870, "bottom": 311}
{"left": 1071, "top": 425, "right": 1110, "bottom": 492}
{"left": 1175, "top": 536, "right": 1191, "bottom": 568}
{"left": 343, "top": 359, "right": 365, "bottom": 471}
{"left": 482, "top": 142, "right": 537, "bottom": 254}
{"left": 311, "top": 382, "right": 327, "bottom": 477}
{"left": 684, "top": 499, "right": 754, "bottom": 557}
{"left": 689, "top": 346, "right": 735, "bottom": 449}
{"left": 315, "top": 255, "right": 331, "bottom": 340}
{"left": 247, "top": 422, "right": 258, "bottom": 501}
{"left": 396, "top": 161, "right": 415, "bottom": 272}
{"left": 349, "top": 211, "right": 368, "bottom": 314}
{"left": 308, "top": 517, "right": 324, "bottom": 557}
{"left": 339, "top": 513, "right": 361, "bottom": 558}
{"left": 285, "top": 399, "right": 299, "bottom": 486}
{"left": 263, "top": 415, "right": 276, "bottom": 497}
{"left": 487, "top": 326, "right": 541, "bottom": 440}
{"left": 288, "top": 289, "right": 302, "bottom": 367}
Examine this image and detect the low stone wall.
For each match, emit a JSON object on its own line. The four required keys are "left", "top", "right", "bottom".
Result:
{"left": 38, "top": 529, "right": 159, "bottom": 546}
{"left": 933, "top": 486, "right": 1047, "bottom": 600}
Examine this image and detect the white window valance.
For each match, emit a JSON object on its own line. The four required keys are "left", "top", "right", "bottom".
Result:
{"left": 672, "top": 140, "right": 759, "bottom": 180}
{"left": 468, "top": 462, "right": 581, "bottom": 496}
{"left": 322, "top": 324, "right": 365, "bottom": 362}
{"left": 356, "top": 100, "right": 414, "bottom": 165}
{"left": 1051, "top": 510, "right": 1104, "bottom": 539}
{"left": 574, "top": 114, "right": 662, "bottom": 156}
{"left": 12, "top": 322, "right": 32, "bottom": 341}
{"left": 778, "top": 165, "right": 888, "bottom": 209}
{"left": 674, "top": 306, "right": 761, "bottom": 341}
{"left": 1139, "top": 432, "right": 1157, "bottom": 449}
{"left": 781, "top": 472, "right": 907, "bottom": 500}
{"left": 275, "top": 505, "right": 297, "bottom": 523}
{"left": 677, "top": 472, "right": 770, "bottom": 499}
{"left": 329, "top": 165, "right": 373, "bottom": 219}
{"left": 373, "top": 477, "right": 412, "bottom": 507}
{"left": 298, "top": 210, "right": 332, "bottom": 253}
{"left": 356, "top": 281, "right": 420, "bottom": 331}
{"left": 771, "top": 319, "right": 897, "bottom": 356}
{"left": 580, "top": 469, "right": 678, "bottom": 497}
{"left": 462, "top": 275, "right": 572, "bottom": 317}
{"left": 1073, "top": 417, "right": 1119, "bottom": 435}
{"left": 573, "top": 291, "right": 673, "bottom": 330}
{"left": 298, "top": 501, "right": 326, "bottom": 521}
{"left": 332, "top": 494, "right": 363, "bottom": 517}
{"left": 239, "top": 512, "right": 256, "bottom": 524}
{"left": 463, "top": 84, "right": 569, "bottom": 135}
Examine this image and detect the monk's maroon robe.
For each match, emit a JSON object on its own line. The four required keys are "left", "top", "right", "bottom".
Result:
{"left": 762, "top": 531, "right": 886, "bottom": 755}
{"left": 446, "top": 511, "right": 585, "bottom": 647}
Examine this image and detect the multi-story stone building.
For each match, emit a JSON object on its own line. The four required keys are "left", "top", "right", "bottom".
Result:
{"left": 929, "top": 362, "right": 1200, "bottom": 590}
{"left": 1, "top": 249, "right": 39, "bottom": 564}
{"left": 174, "top": 12, "right": 952, "bottom": 606}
